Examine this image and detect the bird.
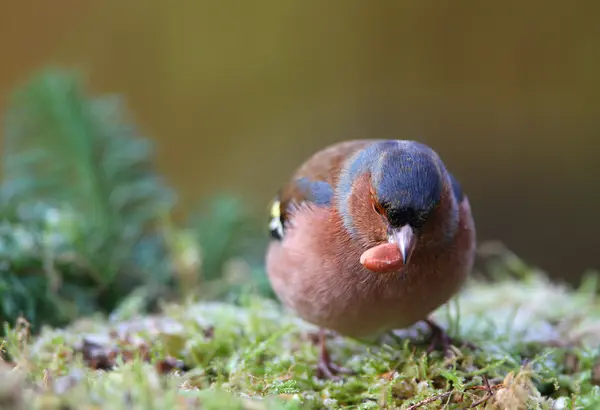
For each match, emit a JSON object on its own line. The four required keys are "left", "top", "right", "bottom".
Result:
{"left": 266, "top": 139, "right": 476, "bottom": 379}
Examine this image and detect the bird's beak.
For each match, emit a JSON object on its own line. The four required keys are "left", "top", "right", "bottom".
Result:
{"left": 388, "top": 225, "right": 415, "bottom": 265}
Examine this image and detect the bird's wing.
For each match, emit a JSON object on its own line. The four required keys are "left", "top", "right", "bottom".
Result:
{"left": 269, "top": 139, "right": 377, "bottom": 240}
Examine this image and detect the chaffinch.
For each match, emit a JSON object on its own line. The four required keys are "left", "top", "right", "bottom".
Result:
{"left": 266, "top": 139, "right": 476, "bottom": 378}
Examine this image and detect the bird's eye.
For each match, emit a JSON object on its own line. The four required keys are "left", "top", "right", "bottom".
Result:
{"left": 372, "top": 201, "right": 385, "bottom": 216}
{"left": 369, "top": 187, "right": 386, "bottom": 216}
{"left": 372, "top": 202, "right": 381, "bottom": 215}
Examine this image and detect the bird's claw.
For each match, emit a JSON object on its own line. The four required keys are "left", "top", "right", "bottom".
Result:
{"left": 315, "top": 329, "right": 354, "bottom": 380}
{"left": 316, "top": 357, "right": 353, "bottom": 380}
{"left": 424, "top": 319, "right": 478, "bottom": 357}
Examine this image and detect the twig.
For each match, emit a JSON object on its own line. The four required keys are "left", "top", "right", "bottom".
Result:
{"left": 406, "top": 378, "right": 505, "bottom": 410}
{"left": 469, "top": 376, "right": 495, "bottom": 408}
{"left": 406, "top": 391, "right": 454, "bottom": 410}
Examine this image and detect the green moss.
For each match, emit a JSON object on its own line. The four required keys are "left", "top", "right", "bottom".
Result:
{"left": 2, "top": 271, "right": 600, "bottom": 409}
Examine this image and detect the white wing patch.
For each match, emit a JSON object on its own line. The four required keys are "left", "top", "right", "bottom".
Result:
{"left": 268, "top": 198, "right": 284, "bottom": 240}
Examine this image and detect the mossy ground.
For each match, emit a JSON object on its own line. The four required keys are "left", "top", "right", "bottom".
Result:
{"left": 2, "top": 272, "right": 600, "bottom": 410}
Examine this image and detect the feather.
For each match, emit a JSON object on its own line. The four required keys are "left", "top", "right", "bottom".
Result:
{"left": 269, "top": 139, "right": 467, "bottom": 240}
{"left": 269, "top": 139, "right": 376, "bottom": 239}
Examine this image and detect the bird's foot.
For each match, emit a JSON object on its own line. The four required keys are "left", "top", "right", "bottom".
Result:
{"left": 316, "top": 355, "right": 353, "bottom": 380}
{"left": 315, "top": 330, "right": 353, "bottom": 380}
{"left": 423, "top": 319, "right": 477, "bottom": 357}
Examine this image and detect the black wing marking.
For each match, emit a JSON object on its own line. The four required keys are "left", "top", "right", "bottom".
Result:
{"left": 268, "top": 195, "right": 284, "bottom": 240}
{"left": 268, "top": 178, "right": 334, "bottom": 241}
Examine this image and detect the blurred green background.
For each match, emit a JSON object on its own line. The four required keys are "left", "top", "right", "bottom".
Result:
{"left": 1, "top": 1, "right": 599, "bottom": 283}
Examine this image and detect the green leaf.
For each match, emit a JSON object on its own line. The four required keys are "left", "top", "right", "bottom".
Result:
{"left": 0, "top": 67, "right": 179, "bottom": 331}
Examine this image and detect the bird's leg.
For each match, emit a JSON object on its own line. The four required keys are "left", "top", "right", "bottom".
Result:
{"left": 315, "top": 329, "right": 353, "bottom": 379}
{"left": 424, "top": 318, "right": 452, "bottom": 355}
{"left": 423, "top": 318, "right": 477, "bottom": 356}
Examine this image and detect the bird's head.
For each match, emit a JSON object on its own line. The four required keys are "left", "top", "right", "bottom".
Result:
{"left": 338, "top": 140, "right": 458, "bottom": 271}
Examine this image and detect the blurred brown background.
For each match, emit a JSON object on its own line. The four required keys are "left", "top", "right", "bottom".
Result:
{"left": 1, "top": 2, "right": 598, "bottom": 282}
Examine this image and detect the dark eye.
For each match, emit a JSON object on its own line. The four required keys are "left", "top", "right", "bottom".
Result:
{"left": 372, "top": 198, "right": 387, "bottom": 216}
{"left": 369, "top": 190, "right": 385, "bottom": 215}
{"left": 372, "top": 202, "right": 383, "bottom": 215}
